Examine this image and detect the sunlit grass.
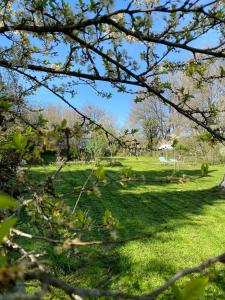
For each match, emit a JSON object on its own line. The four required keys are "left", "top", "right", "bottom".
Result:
{"left": 27, "top": 156, "right": 225, "bottom": 299}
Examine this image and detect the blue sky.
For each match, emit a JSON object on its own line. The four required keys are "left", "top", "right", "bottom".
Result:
{"left": 31, "top": 35, "right": 218, "bottom": 128}
{"left": 31, "top": 80, "right": 134, "bottom": 127}
{"left": 1, "top": 0, "right": 220, "bottom": 127}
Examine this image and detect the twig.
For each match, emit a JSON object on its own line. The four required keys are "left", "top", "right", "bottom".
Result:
{"left": 72, "top": 169, "right": 94, "bottom": 213}
{"left": 24, "top": 250, "right": 225, "bottom": 300}
{"left": 3, "top": 239, "right": 45, "bottom": 272}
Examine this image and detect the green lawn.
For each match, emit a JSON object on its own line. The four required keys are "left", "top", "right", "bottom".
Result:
{"left": 25, "top": 156, "right": 225, "bottom": 299}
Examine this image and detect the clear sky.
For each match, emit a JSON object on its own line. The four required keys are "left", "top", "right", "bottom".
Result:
{"left": 31, "top": 33, "right": 218, "bottom": 128}
{"left": 31, "top": 80, "right": 134, "bottom": 127}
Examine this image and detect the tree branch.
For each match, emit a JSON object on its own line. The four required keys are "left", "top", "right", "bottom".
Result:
{"left": 24, "top": 251, "right": 225, "bottom": 300}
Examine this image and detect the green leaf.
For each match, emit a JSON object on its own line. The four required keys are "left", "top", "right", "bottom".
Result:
{"left": 0, "top": 192, "right": 17, "bottom": 209}
{"left": 0, "top": 100, "right": 12, "bottom": 110}
{"left": 118, "top": 85, "right": 126, "bottom": 93}
{"left": 61, "top": 119, "right": 67, "bottom": 129}
{"left": 13, "top": 131, "right": 28, "bottom": 152}
{"left": 131, "top": 128, "right": 138, "bottom": 135}
{"left": 0, "top": 217, "right": 17, "bottom": 244}
{"left": 90, "top": 0, "right": 95, "bottom": 7}
{"left": 38, "top": 114, "right": 48, "bottom": 126}
{"left": 96, "top": 165, "right": 106, "bottom": 181}
{"left": 163, "top": 82, "right": 172, "bottom": 89}
{"left": 134, "top": 96, "right": 143, "bottom": 103}
{"left": 145, "top": 16, "right": 152, "bottom": 30}
{"left": 136, "top": 16, "right": 142, "bottom": 22}
{"left": 102, "top": 209, "right": 119, "bottom": 229}
{"left": 181, "top": 277, "right": 208, "bottom": 300}
{"left": 220, "top": 66, "right": 225, "bottom": 77}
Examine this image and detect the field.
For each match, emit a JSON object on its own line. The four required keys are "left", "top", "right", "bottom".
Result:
{"left": 25, "top": 156, "right": 225, "bottom": 299}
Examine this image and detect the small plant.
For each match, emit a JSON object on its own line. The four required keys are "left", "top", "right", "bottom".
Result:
{"left": 201, "top": 163, "right": 209, "bottom": 177}
{"left": 121, "top": 167, "right": 133, "bottom": 178}
{"left": 102, "top": 209, "right": 119, "bottom": 229}
{"left": 167, "top": 173, "right": 190, "bottom": 184}
{"left": 74, "top": 209, "right": 92, "bottom": 229}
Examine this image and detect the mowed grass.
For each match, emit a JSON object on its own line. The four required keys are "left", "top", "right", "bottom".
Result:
{"left": 26, "top": 156, "right": 225, "bottom": 299}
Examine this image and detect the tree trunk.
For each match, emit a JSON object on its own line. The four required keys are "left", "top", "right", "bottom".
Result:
{"left": 220, "top": 174, "right": 225, "bottom": 190}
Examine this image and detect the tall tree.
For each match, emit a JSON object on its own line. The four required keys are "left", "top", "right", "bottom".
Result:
{"left": 168, "top": 59, "right": 225, "bottom": 138}
{"left": 129, "top": 97, "right": 169, "bottom": 149}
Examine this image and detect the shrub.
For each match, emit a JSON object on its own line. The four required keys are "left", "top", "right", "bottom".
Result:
{"left": 201, "top": 163, "right": 209, "bottom": 176}
{"left": 174, "top": 142, "right": 190, "bottom": 152}
{"left": 86, "top": 131, "right": 108, "bottom": 161}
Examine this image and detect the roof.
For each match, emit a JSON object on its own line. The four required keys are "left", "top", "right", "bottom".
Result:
{"left": 158, "top": 143, "right": 173, "bottom": 150}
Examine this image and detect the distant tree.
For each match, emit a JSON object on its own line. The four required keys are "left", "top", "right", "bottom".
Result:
{"left": 43, "top": 104, "right": 82, "bottom": 128}
{"left": 129, "top": 97, "right": 169, "bottom": 149}
{"left": 86, "top": 130, "right": 108, "bottom": 161}
{"left": 168, "top": 59, "right": 225, "bottom": 138}
{"left": 82, "top": 104, "right": 117, "bottom": 133}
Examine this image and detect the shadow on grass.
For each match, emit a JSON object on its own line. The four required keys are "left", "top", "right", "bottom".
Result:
{"left": 24, "top": 165, "right": 225, "bottom": 298}
{"left": 27, "top": 165, "right": 223, "bottom": 240}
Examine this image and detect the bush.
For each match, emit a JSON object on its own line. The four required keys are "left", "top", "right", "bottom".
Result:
{"left": 86, "top": 131, "right": 108, "bottom": 160}
{"left": 201, "top": 163, "right": 209, "bottom": 177}
{"left": 174, "top": 142, "right": 190, "bottom": 152}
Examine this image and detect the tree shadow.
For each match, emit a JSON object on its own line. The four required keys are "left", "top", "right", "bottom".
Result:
{"left": 27, "top": 165, "right": 223, "bottom": 238}
{"left": 25, "top": 164, "right": 225, "bottom": 298}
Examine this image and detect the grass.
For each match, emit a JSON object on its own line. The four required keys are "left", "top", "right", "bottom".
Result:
{"left": 24, "top": 156, "right": 225, "bottom": 299}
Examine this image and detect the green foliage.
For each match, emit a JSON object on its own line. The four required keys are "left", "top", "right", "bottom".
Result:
{"left": 0, "top": 217, "right": 17, "bottom": 244}
{"left": 172, "top": 139, "right": 179, "bottom": 147}
{"left": 86, "top": 131, "right": 108, "bottom": 160}
{"left": 134, "top": 96, "right": 143, "bottom": 103}
{"left": 117, "top": 85, "right": 126, "bottom": 93}
{"left": 0, "top": 192, "right": 17, "bottom": 208}
{"left": 174, "top": 143, "right": 190, "bottom": 152}
{"left": 185, "top": 61, "right": 207, "bottom": 78}
{"left": 95, "top": 165, "right": 106, "bottom": 181}
{"left": 201, "top": 163, "right": 209, "bottom": 177}
{"left": 74, "top": 209, "right": 92, "bottom": 229}
{"left": 167, "top": 173, "right": 190, "bottom": 184}
{"left": 61, "top": 119, "right": 67, "bottom": 129}
{"left": 4, "top": 131, "right": 28, "bottom": 154}
{"left": 173, "top": 276, "right": 208, "bottom": 300}
{"left": 37, "top": 114, "right": 48, "bottom": 126}
{"left": 102, "top": 209, "right": 119, "bottom": 229}
{"left": 121, "top": 167, "right": 133, "bottom": 178}
{"left": 0, "top": 256, "right": 7, "bottom": 267}
{"left": 0, "top": 99, "right": 12, "bottom": 110}
{"left": 220, "top": 66, "right": 225, "bottom": 77}
{"left": 0, "top": 193, "right": 17, "bottom": 267}
{"left": 13, "top": 131, "right": 28, "bottom": 153}
{"left": 197, "top": 132, "right": 212, "bottom": 142}
{"left": 162, "top": 81, "right": 172, "bottom": 89}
